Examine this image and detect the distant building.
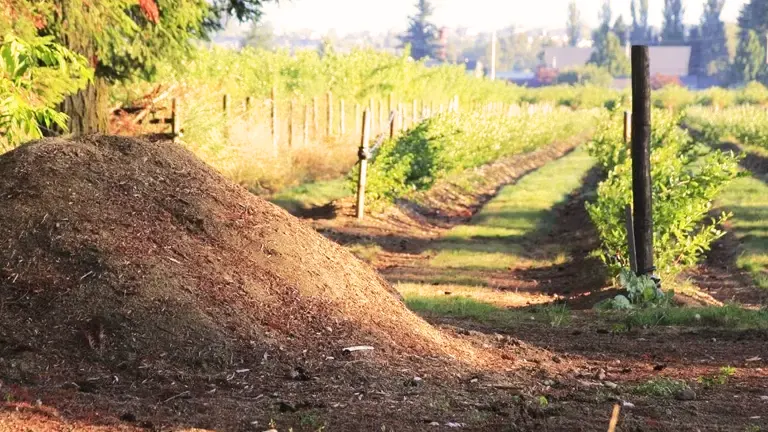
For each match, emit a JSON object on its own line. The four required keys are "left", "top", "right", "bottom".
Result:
{"left": 540, "top": 45, "right": 713, "bottom": 88}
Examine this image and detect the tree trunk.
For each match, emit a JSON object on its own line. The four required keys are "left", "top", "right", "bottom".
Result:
{"left": 50, "top": 78, "right": 110, "bottom": 136}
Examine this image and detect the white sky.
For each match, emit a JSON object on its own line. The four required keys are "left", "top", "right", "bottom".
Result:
{"left": 260, "top": 0, "right": 746, "bottom": 36}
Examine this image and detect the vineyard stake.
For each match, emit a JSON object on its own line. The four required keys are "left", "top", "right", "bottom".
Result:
{"left": 271, "top": 86, "right": 278, "bottom": 153}
{"left": 312, "top": 96, "right": 319, "bottom": 138}
{"left": 623, "top": 111, "right": 632, "bottom": 144}
{"left": 288, "top": 99, "right": 294, "bottom": 148}
{"left": 630, "top": 45, "right": 658, "bottom": 285}
{"left": 171, "top": 98, "right": 181, "bottom": 143}
{"left": 303, "top": 103, "right": 309, "bottom": 146}
{"left": 340, "top": 99, "right": 346, "bottom": 135}
{"left": 625, "top": 205, "right": 638, "bottom": 273}
{"left": 389, "top": 110, "right": 396, "bottom": 139}
{"left": 245, "top": 96, "right": 253, "bottom": 113}
{"left": 223, "top": 94, "right": 230, "bottom": 117}
{"left": 327, "top": 91, "right": 333, "bottom": 137}
{"left": 356, "top": 109, "right": 372, "bottom": 220}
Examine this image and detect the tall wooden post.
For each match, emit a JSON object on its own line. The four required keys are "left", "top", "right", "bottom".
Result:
{"left": 356, "top": 110, "right": 372, "bottom": 220}
{"left": 355, "top": 103, "right": 361, "bottom": 135}
{"left": 340, "top": 99, "right": 346, "bottom": 135}
{"left": 223, "top": 94, "right": 230, "bottom": 117}
{"left": 312, "top": 96, "right": 319, "bottom": 138}
{"left": 303, "top": 103, "right": 309, "bottom": 146}
{"left": 270, "top": 86, "right": 278, "bottom": 154}
{"left": 630, "top": 46, "right": 655, "bottom": 280}
{"left": 171, "top": 98, "right": 181, "bottom": 143}
{"left": 326, "top": 91, "right": 333, "bottom": 137}
{"left": 388, "top": 94, "right": 394, "bottom": 119}
{"left": 288, "top": 99, "right": 294, "bottom": 147}
{"left": 623, "top": 111, "right": 632, "bottom": 144}
{"left": 389, "top": 110, "right": 396, "bottom": 139}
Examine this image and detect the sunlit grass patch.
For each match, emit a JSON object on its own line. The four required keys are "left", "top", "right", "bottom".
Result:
{"left": 270, "top": 178, "right": 351, "bottom": 214}
{"left": 716, "top": 175, "right": 768, "bottom": 290}
{"left": 399, "top": 283, "right": 572, "bottom": 327}
{"left": 344, "top": 242, "right": 383, "bottom": 264}
{"left": 428, "top": 147, "right": 595, "bottom": 270}
{"left": 633, "top": 377, "right": 691, "bottom": 398}
{"left": 601, "top": 304, "right": 768, "bottom": 329}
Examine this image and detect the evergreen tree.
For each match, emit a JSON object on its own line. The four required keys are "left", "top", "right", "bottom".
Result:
{"left": 590, "top": 4, "right": 631, "bottom": 80}
{"left": 591, "top": 0, "right": 613, "bottom": 55}
{"left": 688, "top": 26, "right": 705, "bottom": 76}
{"left": 661, "top": 0, "right": 686, "bottom": 45}
{"left": 630, "top": 0, "right": 651, "bottom": 43}
{"left": 566, "top": 0, "right": 581, "bottom": 47}
{"left": 733, "top": 0, "right": 768, "bottom": 84}
{"left": 613, "top": 15, "right": 629, "bottom": 46}
{"left": 244, "top": 21, "right": 274, "bottom": 50}
{"left": 699, "top": 0, "right": 729, "bottom": 77}
{"left": 399, "top": 0, "right": 440, "bottom": 60}
{"left": 733, "top": 29, "right": 765, "bottom": 82}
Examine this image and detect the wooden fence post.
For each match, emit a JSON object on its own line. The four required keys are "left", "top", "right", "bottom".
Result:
{"left": 288, "top": 99, "right": 294, "bottom": 147}
{"left": 312, "top": 96, "right": 319, "bottom": 137}
{"left": 271, "top": 86, "right": 278, "bottom": 154}
{"left": 630, "top": 45, "right": 656, "bottom": 285}
{"left": 389, "top": 110, "right": 396, "bottom": 139}
{"left": 623, "top": 111, "right": 632, "bottom": 144}
{"left": 326, "top": 91, "right": 333, "bottom": 137}
{"left": 303, "top": 103, "right": 309, "bottom": 146}
{"left": 340, "top": 99, "right": 346, "bottom": 135}
{"left": 356, "top": 109, "right": 372, "bottom": 220}
{"left": 171, "top": 98, "right": 181, "bottom": 143}
{"left": 223, "top": 94, "right": 230, "bottom": 117}
{"left": 355, "top": 103, "right": 361, "bottom": 135}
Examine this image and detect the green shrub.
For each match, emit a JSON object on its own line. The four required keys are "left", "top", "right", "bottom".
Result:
{"left": 736, "top": 81, "right": 768, "bottom": 106}
{"left": 357, "top": 110, "right": 598, "bottom": 206}
{"left": 586, "top": 108, "right": 742, "bottom": 275}
{"left": 557, "top": 65, "right": 613, "bottom": 87}
{"left": 652, "top": 85, "right": 696, "bottom": 111}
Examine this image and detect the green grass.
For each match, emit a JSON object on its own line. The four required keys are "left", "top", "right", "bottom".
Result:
{"left": 633, "top": 377, "right": 691, "bottom": 398}
{"left": 716, "top": 173, "right": 768, "bottom": 290}
{"left": 345, "top": 242, "right": 383, "bottom": 263}
{"left": 605, "top": 304, "right": 768, "bottom": 329}
{"left": 269, "top": 178, "right": 351, "bottom": 214}
{"left": 428, "top": 147, "right": 595, "bottom": 270}
{"left": 403, "top": 293, "right": 572, "bottom": 327}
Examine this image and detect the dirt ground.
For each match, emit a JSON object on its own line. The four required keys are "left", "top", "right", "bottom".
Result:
{"left": 1, "top": 137, "right": 767, "bottom": 431}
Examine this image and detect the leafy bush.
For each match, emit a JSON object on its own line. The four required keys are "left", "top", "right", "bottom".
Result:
{"left": 1, "top": 33, "right": 92, "bottom": 150}
{"left": 735, "top": 81, "right": 768, "bottom": 106}
{"left": 652, "top": 85, "right": 696, "bottom": 111}
{"left": 695, "top": 87, "right": 735, "bottom": 110}
{"left": 586, "top": 108, "right": 742, "bottom": 276}
{"left": 557, "top": 65, "right": 613, "bottom": 87}
{"left": 686, "top": 105, "right": 768, "bottom": 148}
{"left": 358, "top": 109, "right": 597, "bottom": 206}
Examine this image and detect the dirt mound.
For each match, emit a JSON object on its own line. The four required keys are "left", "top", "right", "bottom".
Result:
{"left": 0, "top": 135, "right": 480, "bottom": 379}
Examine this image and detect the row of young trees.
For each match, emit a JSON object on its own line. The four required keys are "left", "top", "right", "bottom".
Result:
{"left": 1, "top": 0, "right": 274, "bottom": 136}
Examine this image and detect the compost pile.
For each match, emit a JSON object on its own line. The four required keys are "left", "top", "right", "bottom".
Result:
{"left": 0, "top": 135, "right": 478, "bottom": 381}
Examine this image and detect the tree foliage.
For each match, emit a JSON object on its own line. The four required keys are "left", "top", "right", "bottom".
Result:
{"left": 630, "top": 0, "right": 651, "bottom": 43}
{"left": 661, "top": 0, "right": 686, "bottom": 45}
{"left": 0, "top": 33, "right": 92, "bottom": 149}
{"left": 698, "top": 0, "right": 730, "bottom": 77}
{"left": 566, "top": 1, "right": 581, "bottom": 47}
{"left": 590, "top": 3, "right": 630, "bottom": 77}
{"left": 733, "top": 29, "right": 765, "bottom": 83}
{"left": 399, "top": 0, "right": 440, "bottom": 61}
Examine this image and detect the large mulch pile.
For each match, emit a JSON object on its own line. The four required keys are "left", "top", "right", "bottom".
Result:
{"left": 1, "top": 135, "right": 552, "bottom": 430}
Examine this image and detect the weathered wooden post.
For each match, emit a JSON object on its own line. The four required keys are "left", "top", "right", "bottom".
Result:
{"left": 630, "top": 45, "right": 657, "bottom": 285}
{"left": 623, "top": 111, "right": 632, "bottom": 144}
{"left": 245, "top": 96, "right": 253, "bottom": 113}
{"left": 340, "top": 99, "right": 346, "bottom": 135}
{"left": 271, "top": 86, "right": 278, "bottom": 153}
{"left": 356, "top": 109, "right": 372, "bottom": 220}
{"left": 326, "top": 91, "right": 333, "bottom": 137}
{"left": 171, "top": 98, "right": 181, "bottom": 143}
{"left": 223, "top": 94, "right": 231, "bottom": 117}
{"left": 354, "top": 103, "right": 361, "bottom": 135}
{"left": 389, "top": 110, "right": 396, "bottom": 139}
{"left": 288, "top": 99, "right": 294, "bottom": 147}
{"left": 303, "top": 103, "right": 309, "bottom": 146}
